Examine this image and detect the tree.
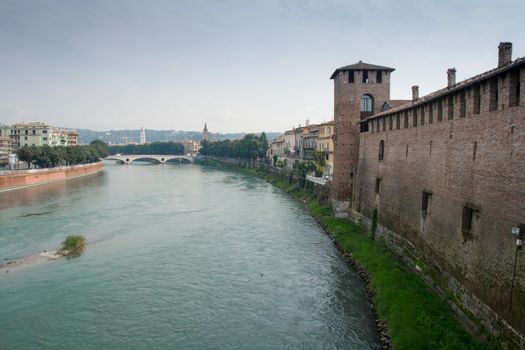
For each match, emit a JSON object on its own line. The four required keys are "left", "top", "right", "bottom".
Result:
{"left": 16, "top": 146, "right": 40, "bottom": 169}
{"left": 90, "top": 140, "right": 109, "bottom": 158}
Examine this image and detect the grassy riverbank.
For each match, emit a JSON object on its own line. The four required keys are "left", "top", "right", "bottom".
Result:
{"left": 199, "top": 159, "right": 495, "bottom": 349}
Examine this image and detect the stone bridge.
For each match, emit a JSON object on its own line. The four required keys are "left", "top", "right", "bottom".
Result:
{"left": 105, "top": 154, "right": 194, "bottom": 164}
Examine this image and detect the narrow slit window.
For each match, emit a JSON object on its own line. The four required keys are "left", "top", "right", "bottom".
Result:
{"left": 462, "top": 206, "right": 475, "bottom": 235}
{"left": 422, "top": 191, "right": 432, "bottom": 217}
{"left": 379, "top": 140, "right": 385, "bottom": 161}
{"left": 413, "top": 109, "right": 418, "bottom": 127}
{"left": 428, "top": 102, "right": 434, "bottom": 124}
{"left": 404, "top": 111, "right": 409, "bottom": 128}
{"left": 396, "top": 114, "right": 401, "bottom": 129}
{"left": 376, "top": 70, "right": 382, "bottom": 83}
{"left": 375, "top": 178, "right": 381, "bottom": 193}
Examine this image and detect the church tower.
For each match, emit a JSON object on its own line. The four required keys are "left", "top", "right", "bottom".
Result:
{"left": 330, "top": 62, "right": 394, "bottom": 213}
{"left": 203, "top": 123, "right": 209, "bottom": 141}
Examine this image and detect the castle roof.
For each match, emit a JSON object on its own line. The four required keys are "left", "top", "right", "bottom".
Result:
{"left": 330, "top": 61, "right": 395, "bottom": 79}
{"left": 367, "top": 56, "right": 525, "bottom": 121}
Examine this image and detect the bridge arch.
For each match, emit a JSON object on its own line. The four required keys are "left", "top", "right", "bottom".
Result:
{"left": 130, "top": 157, "right": 162, "bottom": 164}
{"left": 105, "top": 154, "right": 194, "bottom": 164}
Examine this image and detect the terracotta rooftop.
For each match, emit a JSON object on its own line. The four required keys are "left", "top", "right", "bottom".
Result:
{"left": 330, "top": 61, "right": 395, "bottom": 79}
{"left": 368, "top": 56, "right": 525, "bottom": 120}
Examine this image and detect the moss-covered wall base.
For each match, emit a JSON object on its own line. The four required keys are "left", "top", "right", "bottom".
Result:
{"left": 351, "top": 209, "right": 524, "bottom": 349}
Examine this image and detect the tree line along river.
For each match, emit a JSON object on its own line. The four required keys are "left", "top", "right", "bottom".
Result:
{"left": 0, "top": 162, "right": 379, "bottom": 349}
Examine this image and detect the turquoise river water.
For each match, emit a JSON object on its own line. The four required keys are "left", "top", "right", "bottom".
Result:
{"left": 0, "top": 162, "right": 379, "bottom": 349}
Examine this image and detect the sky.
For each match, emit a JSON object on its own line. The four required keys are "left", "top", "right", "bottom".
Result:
{"left": 0, "top": 0, "right": 523, "bottom": 133}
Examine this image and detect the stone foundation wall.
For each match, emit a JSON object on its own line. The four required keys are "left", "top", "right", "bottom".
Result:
{"left": 351, "top": 209, "right": 525, "bottom": 348}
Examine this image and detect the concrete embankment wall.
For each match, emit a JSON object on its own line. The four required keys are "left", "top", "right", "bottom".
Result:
{"left": 0, "top": 162, "right": 104, "bottom": 192}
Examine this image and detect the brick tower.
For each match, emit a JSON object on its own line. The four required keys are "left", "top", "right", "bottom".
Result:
{"left": 330, "top": 62, "right": 394, "bottom": 213}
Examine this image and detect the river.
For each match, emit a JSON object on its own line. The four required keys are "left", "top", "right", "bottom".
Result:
{"left": 0, "top": 162, "right": 379, "bottom": 349}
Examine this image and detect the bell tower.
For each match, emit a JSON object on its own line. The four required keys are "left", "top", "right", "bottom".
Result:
{"left": 330, "top": 62, "right": 394, "bottom": 214}
{"left": 203, "top": 123, "right": 209, "bottom": 141}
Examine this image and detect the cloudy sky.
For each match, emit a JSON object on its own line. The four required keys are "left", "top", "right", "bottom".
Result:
{"left": 0, "top": 0, "right": 523, "bottom": 133}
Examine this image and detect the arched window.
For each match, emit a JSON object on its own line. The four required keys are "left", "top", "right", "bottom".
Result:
{"left": 379, "top": 140, "right": 385, "bottom": 161}
{"left": 360, "top": 95, "right": 373, "bottom": 112}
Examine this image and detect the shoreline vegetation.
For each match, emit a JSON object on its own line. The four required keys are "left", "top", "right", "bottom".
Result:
{"left": 197, "top": 159, "right": 495, "bottom": 350}
{"left": 1, "top": 235, "right": 86, "bottom": 274}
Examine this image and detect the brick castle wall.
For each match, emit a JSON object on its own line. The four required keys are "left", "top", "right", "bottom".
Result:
{"left": 354, "top": 65, "right": 525, "bottom": 335}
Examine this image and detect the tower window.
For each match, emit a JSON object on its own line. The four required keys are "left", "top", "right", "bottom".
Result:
{"left": 348, "top": 70, "right": 354, "bottom": 83}
{"left": 360, "top": 95, "right": 373, "bottom": 112}
{"left": 378, "top": 140, "right": 385, "bottom": 161}
{"left": 404, "top": 111, "right": 409, "bottom": 128}
{"left": 412, "top": 109, "right": 418, "bottom": 127}
{"left": 376, "top": 70, "right": 382, "bottom": 83}
{"left": 428, "top": 102, "right": 434, "bottom": 124}
{"left": 396, "top": 114, "right": 400, "bottom": 129}
{"left": 362, "top": 70, "right": 369, "bottom": 83}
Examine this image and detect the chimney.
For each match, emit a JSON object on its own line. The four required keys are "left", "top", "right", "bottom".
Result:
{"left": 447, "top": 68, "right": 456, "bottom": 87}
{"left": 412, "top": 85, "right": 419, "bottom": 100}
{"left": 498, "top": 42, "right": 512, "bottom": 67}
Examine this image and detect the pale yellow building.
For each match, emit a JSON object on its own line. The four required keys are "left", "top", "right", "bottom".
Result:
{"left": 317, "top": 121, "right": 335, "bottom": 176}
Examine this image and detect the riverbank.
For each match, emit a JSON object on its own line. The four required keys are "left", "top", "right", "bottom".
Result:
{"left": 197, "top": 159, "right": 495, "bottom": 350}
{"left": 0, "top": 162, "right": 103, "bottom": 192}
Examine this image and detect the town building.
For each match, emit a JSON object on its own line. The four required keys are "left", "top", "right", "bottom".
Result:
{"left": 268, "top": 135, "right": 285, "bottom": 158}
{"left": 0, "top": 122, "right": 78, "bottom": 148}
{"left": 0, "top": 136, "right": 13, "bottom": 166}
{"left": 331, "top": 42, "right": 525, "bottom": 339}
{"left": 66, "top": 130, "right": 79, "bottom": 146}
{"left": 317, "top": 121, "right": 335, "bottom": 176}
{"left": 10, "top": 122, "right": 54, "bottom": 147}
{"left": 181, "top": 140, "right": 202, "bottom": 155}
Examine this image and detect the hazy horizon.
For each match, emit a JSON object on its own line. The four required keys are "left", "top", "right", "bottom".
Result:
{"left": 1, "top": 0, "right": 523, "bottom": 133}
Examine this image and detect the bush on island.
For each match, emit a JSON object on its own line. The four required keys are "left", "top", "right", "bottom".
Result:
{"left": 59, "top": 234, "right": 86, "bottom": 255}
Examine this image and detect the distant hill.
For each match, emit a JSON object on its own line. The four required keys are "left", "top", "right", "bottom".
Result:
{"left": 77, "top": 129, "right": 282, "bottom": 145}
